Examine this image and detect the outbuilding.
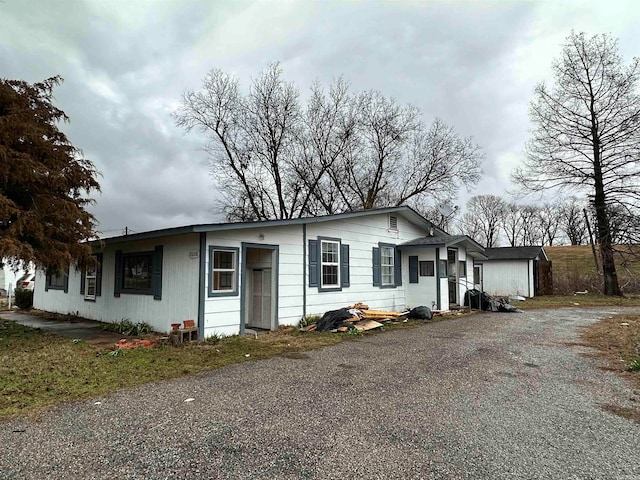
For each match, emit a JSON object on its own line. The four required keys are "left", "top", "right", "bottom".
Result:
{"left": 478, "top": 246, "right": 552, "bottom": 298}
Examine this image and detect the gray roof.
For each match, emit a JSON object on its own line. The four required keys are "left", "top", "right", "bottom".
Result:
{"left": 399, "top": 234, "right": 487, "bottom": 259}
{"left": 483, "top": 246, "right": 548, "bottom": 261}
{"left": 93, "top": 205, "right": 446, "bottom": 245}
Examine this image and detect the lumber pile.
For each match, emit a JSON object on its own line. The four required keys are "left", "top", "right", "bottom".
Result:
{"left": 305, "top": 303, "right": 404, "bottom": 332}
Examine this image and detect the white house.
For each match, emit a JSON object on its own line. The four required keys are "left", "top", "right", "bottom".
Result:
{"left": 478, "top": 246, "right": 551, "bottom": 298}
{"left": 0, "top": 260, "right": 29, "bottom": 295}
{"left": 33, "top": 206, "right": 486, "bottom": 338}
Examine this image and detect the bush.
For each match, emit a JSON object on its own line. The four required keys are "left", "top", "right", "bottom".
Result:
{"left": 14, "top": 288, "right": 33, "bottom": 309}
{"left": 102, "top": 318, "right": 153, "bottom": 336}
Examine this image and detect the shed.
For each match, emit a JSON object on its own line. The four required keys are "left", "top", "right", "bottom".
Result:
{"left": 478, "top": 246, "right": 552, "bottom": 298}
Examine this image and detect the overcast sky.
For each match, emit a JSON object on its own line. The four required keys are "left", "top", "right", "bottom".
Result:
{"left": 1, "top": 0, "right": 638, "bottom": 236}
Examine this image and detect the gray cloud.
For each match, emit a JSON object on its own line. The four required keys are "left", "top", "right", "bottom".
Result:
{"left": 2, "top": 0, "right": 639, "bottom": 234}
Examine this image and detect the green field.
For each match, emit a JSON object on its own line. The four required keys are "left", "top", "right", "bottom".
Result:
{"left": 545, "top": 245, "right": 640, "bottom": 294}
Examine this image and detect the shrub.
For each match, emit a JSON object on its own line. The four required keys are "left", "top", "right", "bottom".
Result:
{"left": 14, "top": 288, "right": 33, "bottom": 309}
{"left": 102, "top": 318, "right": 153, "bottom": 336}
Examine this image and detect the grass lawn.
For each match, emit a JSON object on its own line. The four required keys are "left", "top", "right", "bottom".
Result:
{"left": 579, "top": 313, "right": 640, "bottom": 423}
{"left": 0, "top": 316, "right": 428, "bottom": 420}
{"left": 517, "top": 293, "right": 640, "bottom": 310}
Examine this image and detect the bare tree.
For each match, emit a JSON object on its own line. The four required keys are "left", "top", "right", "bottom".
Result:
{"left": 558, "top": 197, "right": 587, "bottom": 245}
{"left": 459, "top": 195, "right": 506, "bottom": 247}
{"left": 513, "top": 32, "right": 640, "bottom": 295}
{"left": 175, "top": 63, "right": 483, "bottom": 221}
{"left": 502, "top": 202, "right": 522, "bottom": 247}
{"left": 537, "top": 203, "right": 562, "bottom": 246}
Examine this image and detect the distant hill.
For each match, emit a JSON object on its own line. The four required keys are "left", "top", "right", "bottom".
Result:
{"left": 545, "top": 245, "right": 640, "bottom": 294}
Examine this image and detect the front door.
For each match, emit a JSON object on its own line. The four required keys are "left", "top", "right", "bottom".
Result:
{"left": 448, "top": 248, "right": 458, "bottom": 304}
{"left": 249, "top": 268, "right": 272, "bottom": 330}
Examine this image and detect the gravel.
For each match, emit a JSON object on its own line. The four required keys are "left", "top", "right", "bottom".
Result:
{"left": 1, "top": 307, "right": 639, "bottom": 480}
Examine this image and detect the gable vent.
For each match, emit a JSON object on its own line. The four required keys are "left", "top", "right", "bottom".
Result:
{"left": 389, "top": 215, "right": 398, "bottom": 231}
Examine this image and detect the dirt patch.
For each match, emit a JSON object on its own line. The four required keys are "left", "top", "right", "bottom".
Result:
{"left": 579, "top": 314, "right": 640, "bottom": 422}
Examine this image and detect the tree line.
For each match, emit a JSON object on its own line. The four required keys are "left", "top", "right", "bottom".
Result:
{"left": 450, "top": 194, "right": 640, "bottom": 249}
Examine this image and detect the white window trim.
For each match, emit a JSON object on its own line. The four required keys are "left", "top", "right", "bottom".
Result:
{"left": 84, "top": 269, "right": 97, "bottom": 300}
{"left": 320, "top": 240, "right": 340, "bottom": 288}
{"left": 211, "top": 249, "right": 237, "bottom": 293}
{"left": 381, "top": 245, "right": 395, "bottom": 286}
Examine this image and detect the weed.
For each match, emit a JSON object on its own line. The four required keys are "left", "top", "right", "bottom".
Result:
{"left": 102, "top": 319, "right": 153, "bottom": 336}
{"left": 347, "top": 327, "right": 362, "bottom": 336}
{"left": 298, "top": 315, "right": 321, "bottom": 328}
{"left": 628, "top": 359, "right": 640, "bottom": 372}
{"left": 205, "top": 332, "right": 225, "bottom": 344}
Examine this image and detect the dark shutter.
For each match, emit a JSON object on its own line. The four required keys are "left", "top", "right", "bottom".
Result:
{"left": 63, "top": 267, "right": 69, "bottom": 293}
{"left": 409, "top": 256, "right": 419, "bottom": 284}
{"left": 340, "top": 244, "right": 350, "bottom": 288}
{"left": 114, "top": 250, "right": 122, "bottom": 297}
{"left": 394, "top": 248, "right": 402, "bottom": 286}
{"left": 80, "top": 266, "right": 85, "bottom": 294}
{"left": 45, "top": 271, "right": 50, "bottom": 292}
{"left": 308, "top": 240, "right": 318, "bottom": 287}
{"left": 153, "top": 245, "right": 163, "bottom": 300}
{"left": 95, "top": 253, "right": 103, "bottom": 296}
{"left": 372, "top": 247, "right": 381, "bottom": 286}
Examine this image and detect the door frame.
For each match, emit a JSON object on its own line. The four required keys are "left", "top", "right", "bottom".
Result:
{"left": 240, "top": 242, "right": 279, "bottom": 335}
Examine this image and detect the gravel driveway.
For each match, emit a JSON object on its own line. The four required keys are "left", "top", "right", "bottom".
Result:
{"left": 1, "top": 307, "right": 639, "bottom": 480}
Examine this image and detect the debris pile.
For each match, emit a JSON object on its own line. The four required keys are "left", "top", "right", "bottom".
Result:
{"left": 463, "top": 289, "right": 523, "bottom": 313}
{"left": 307, "top": 303, "right": 437, "bottom": 332}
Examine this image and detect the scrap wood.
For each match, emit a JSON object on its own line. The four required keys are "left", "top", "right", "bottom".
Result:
{"left": 360, "top": 309, "right": 400, "bottom": 319}
{"left": 354, "top": 319, "right": 384, "bottom": 331}
{"left": 348, "top": 302, "right": 369, "bottom": 310}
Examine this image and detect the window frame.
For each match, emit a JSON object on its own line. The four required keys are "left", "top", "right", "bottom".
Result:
{"left": 45, "top": 266, "right": 69, "bottom": 292}
{"left": 84, "top": 267, "right": 97, "bottom": 301}
{"left": 459, "top": 260, "right": 467, "bottom": 278}
{"left": 120, "top": 251, "right": 154, "bottom": 295}
{"left": 208, "top": 246, "right": 239, "bottom": 297}
{"left": 419, "top": 260, "right": 435, "bottom": 277}
{"left": 320, "top": 239, "right": 341, "bottom": 290}
{"left": 380, "top": 245, "right": 395, "bottom": 286}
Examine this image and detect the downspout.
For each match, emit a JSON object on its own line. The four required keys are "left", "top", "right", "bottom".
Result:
{"left": 528, "top": 259, "right": 532, "bottom": 298}
{"left": 435, "top": 248, "right": 441, "bottom": 310}
{"left": 197, "top": 232, "right": 206, "bottom": 340}
{"left": 302, "top": 223, "right": 307, "bottom": 318}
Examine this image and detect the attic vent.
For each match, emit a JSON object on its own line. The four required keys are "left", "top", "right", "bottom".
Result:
{"left": 388, "top": 215, "right": 398, "bottom": 231}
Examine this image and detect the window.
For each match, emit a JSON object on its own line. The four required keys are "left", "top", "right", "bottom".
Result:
{"left": 381, "top": 245, "right": 394, "bottom": 286}
{"left": 45, "top": 266, "right": 69, "bottom": 292}
{"left": 373, "top": 244, "right": 401, "bottom": 288}
{"left": 114, "top": 247, "right": 162, "bottom": 299}
{"left": 439, "top": 260, "right": 448, "bottom": 277}
{"left": 209, "top": 246, "right": 239, "bottom": 297}
{"left": 82, "top": 253, "right": 102, "bottom": 301}
{"left": 309, "top": 238, "right": 349, "bottom": 291}
{"left": 420, "top": 260, "right": 435, "bottom": 277}
{"left": 459, "top": 261, "right": 467, "bottom": 277}
{"left": 122, "top": 252, "right": 153, "bottom": 293}
{"left": 85, "top": 267, "right": 97, "bottom": 300}
{"left": 388, "top": 215, "right": 398, "bottom": 231}
{"left": 321, "top": 240, "right": 340, "bottom": 288}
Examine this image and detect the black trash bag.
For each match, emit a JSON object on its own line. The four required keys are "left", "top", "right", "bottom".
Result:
{"left": 315, "top": 308, "right": 357, "bottom": 331}
{"left": 463, "top": 289, "right": 481, "bottom": 309}
{"left": 409, "top": 306, "right": 433, "bottom": 320}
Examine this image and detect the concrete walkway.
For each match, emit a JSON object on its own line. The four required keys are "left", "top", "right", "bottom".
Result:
{"left": 0, "top": 311, "right": 125, "bottom": 344}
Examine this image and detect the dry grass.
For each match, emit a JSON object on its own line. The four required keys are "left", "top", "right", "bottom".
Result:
{"left": 0, "top": 316, "right": 439, "bottom": 420}
{"left": 518, "top": 294, "right": 640, "bottom": 310}
{"left": 546, "top": 245, "right": 640, "bottom": 294}
{"left": 579, "top": 314, "right": 640, "bottom": 423}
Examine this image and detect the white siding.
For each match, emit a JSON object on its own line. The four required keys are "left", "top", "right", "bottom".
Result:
{"left": 481, "top": 260, "right": 533, "bottom": 297}
{"left": 304, "top": 213, "right": 426, "bottom": 317}
{"left": 33, "top": 234, "right": 200, "bottom": 332}
{"left": 405, "top": 249, "right": 439, "bottom": 309}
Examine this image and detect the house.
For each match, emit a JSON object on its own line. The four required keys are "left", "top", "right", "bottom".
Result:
{"left": 33, "top": 206, "right": 486, "bottom": 338}
{"left": 477, "top": 246, "right": 552, "bottom": 298}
